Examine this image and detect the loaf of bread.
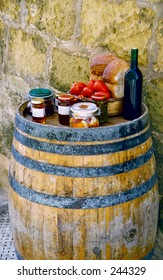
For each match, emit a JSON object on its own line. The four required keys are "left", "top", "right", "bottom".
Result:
{"left": 90, "top": 52, "right": 117, "bottom": 81}
{"left": 103, "top": 58, "right": 129, "bottom": 98}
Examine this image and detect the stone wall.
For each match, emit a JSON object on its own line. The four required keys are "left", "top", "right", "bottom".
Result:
{"left": 0, "top": 0, "right": 163, "bottom": 228}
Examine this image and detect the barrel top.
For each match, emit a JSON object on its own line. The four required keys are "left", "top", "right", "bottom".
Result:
{"left": 15, "top": 102, "right": 149, "bottom": 142}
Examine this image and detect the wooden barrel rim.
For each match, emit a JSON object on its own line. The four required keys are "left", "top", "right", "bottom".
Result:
{"left": 15, "top": 102, "right": 149, "bottom": 142}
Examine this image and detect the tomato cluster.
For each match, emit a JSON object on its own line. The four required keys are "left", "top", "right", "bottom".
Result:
{"left": 69, "top": 80, "right": 111, "bottom": 100}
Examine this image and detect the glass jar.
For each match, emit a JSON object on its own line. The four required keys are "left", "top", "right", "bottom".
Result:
{"left": 70, "top": 102, "right": 100, "bottom": 128}
{"left": 28, "top": 88, "right": 54, "bottom": 116}
{"left": 58, "top": 94, "right": 74, "bottom": 125}
{"left": 92, "top": 93, "right": 108, "bottom": 125}
{"left": 31, "top": 98, "right": 46, "bottom": 124}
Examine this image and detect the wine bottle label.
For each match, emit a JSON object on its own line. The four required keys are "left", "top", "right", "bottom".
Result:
{"left": 32, "top": 108, "right": 45, "bottom": 117}
{"left": 58, "top": 105, "right": 70, "bottom": 115}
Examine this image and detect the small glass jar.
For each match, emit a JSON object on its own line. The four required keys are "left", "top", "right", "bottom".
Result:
{"left": 58, "top": 94, "right": 75, "bottom": 125}
{"left": 31, "top": 98, "right": 46, "bottom": 124}
{"left": 28, "top": 88, "right": 54, "bottom": 116}
{"left": 92, "top": 93, "right": 108, "bottom": 125}
{"left": 70, "top": 102, "right": 100, "bottom": 128}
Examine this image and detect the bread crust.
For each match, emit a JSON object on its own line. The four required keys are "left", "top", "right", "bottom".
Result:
{"left": 90, "top": 52, "right": 117, "bottom": 76}
{"left": 90, "top": 54, "right": 129, "bottom": 98}
{"left": 90, "top": 73, "right": 103, "bottom": 81}
{"left": 103, "top": 58, "right": 129, "bottom": 98}
{"left": 103, "top": 58, "right": 129, "bottom": 84}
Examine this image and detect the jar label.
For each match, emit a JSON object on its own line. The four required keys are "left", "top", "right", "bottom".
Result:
{"left": 32, "top": 108, "right": 45, "bottom": 117}
{"left": 58, "top": 105, "right": 70, "bottom": 115}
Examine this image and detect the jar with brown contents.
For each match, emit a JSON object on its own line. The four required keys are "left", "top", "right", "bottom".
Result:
{"left": 31, "top": 98, "right": 46, "bottom": 124}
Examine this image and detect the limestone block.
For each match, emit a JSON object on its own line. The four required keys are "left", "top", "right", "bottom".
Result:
{"left": 8, "top": 29, "right": 47, "bottom": 78}
{"left": 81, "top": 0, "right": 155, "bottom": 64}
{"left": 0, "top": 74, "right": 30, "bottom": 156}
{"left": 0, "top": 20, "right": 5, "bottom": 67}
{"left": 152, "top": 132, "right": 163, "bottom": 194}
{"left": 0, "top": 0, "right": 20, "bottom": 20}
{"left": 0, "top": 120, "right": 14, "bottom": 157}
{"left": 145, "top": 78, "right": 163, "bottom": 133}
{"left": 27, "top": 0, "right": 76, "bottom": 40}
{"left": 0, "top": 123, "right": 3, "bottom": 148}
{"left": 0, "top": 154, "right": 10, "bottom": 191}
{"left": 50, "top": 48, "right": 90, "bottom": 91}
{"left": 0, "top": 74, "right": 29, "bottom": 115}
{"left": 155, "top": 18, "right": 163, "bottom": 72}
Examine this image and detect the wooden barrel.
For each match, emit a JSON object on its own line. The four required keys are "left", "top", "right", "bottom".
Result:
{"left": 9, "top": 102, "right": 159, "bottom": 260}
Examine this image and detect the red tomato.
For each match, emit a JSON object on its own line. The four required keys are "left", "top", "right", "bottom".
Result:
{"left": 70, "top": 82, "right": 87, "bottom": 96}
{"left": 76, "top": 82, "right": 87, "bottom": 88}
{"left": 93, "top": 81, "right": 109, "bottom": 92}
{"left": 87, "top": 80, "right": 95, "bottom": 90}
{"left": 82, "top": 87, "right": 93, "bottom": 98}
{"left": 93, "top": 91, "right": 111, "bottom": 100}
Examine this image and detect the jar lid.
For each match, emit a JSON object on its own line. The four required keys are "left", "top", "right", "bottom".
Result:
{"left": 31, "top": 98, "right": 45, "bottom": 105}
{"left": 92, "top": 92, "right": 107, "bottom": 101}
{"left": 58, "top": 94, "right": 74, "bottom": 101}
{"left": 29, "top": 88, "right": 53, "bottom": 98}
{"left": 71, "top": 102, "right": 98, "bottom": 118}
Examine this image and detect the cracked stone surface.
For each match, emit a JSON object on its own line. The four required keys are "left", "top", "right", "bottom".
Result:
{"left": 0, "top": 187, "right": 8, "bottom": 215}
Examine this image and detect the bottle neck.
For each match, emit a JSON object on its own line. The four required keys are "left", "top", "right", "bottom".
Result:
{"left": 130, "top": 48, "right": 138, "bottom": 68}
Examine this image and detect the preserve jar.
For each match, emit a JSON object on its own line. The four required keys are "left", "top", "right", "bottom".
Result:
{"left": 70, "top": 102, "right": 100, "bottom": 128}
{"left": 31, "top": 98, "right": 46, "bottom": 124}
{"left": 58, "top": 94, "right": 74, "bottom": 125}
{"left": 28, "top": 88, "right": 54, "bottom": 116}
{"left": 92, "top": 92, "right": 108, "bottom": 125}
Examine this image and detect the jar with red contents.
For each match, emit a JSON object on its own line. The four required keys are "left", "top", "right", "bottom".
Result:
{"left": 58, "top": 94, "right": 75, "bottom": 125}
{"left": 92, "top": 92, "right": 108, "bottom": 125}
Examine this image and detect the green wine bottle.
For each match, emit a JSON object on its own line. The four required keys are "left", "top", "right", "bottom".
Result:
{"left": 123, "top": 48, "right": 143, "bottom": 120}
